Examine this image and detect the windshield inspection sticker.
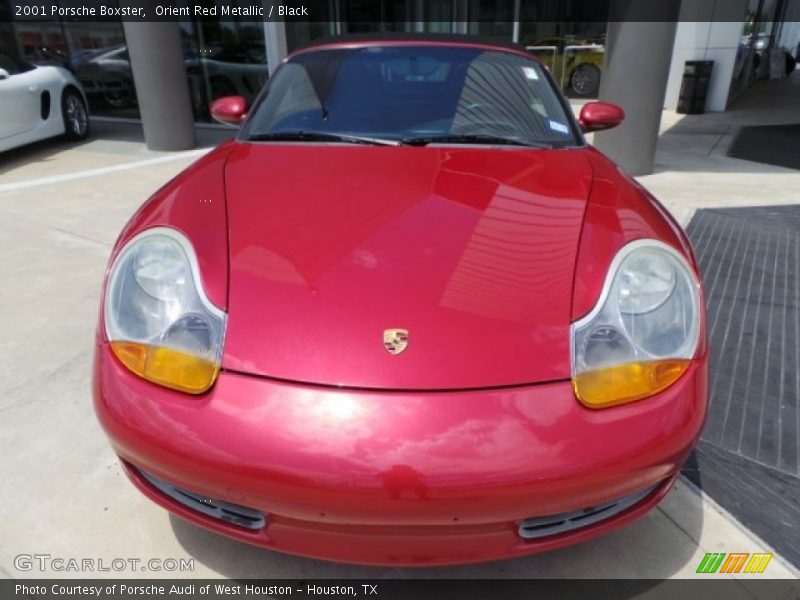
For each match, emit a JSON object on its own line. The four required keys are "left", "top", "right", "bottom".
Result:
{"left": 522, "top": 67, "right": 539, "bottom": 80}
{"left": 549, "top": 120, "right": 570, "bottom": 134}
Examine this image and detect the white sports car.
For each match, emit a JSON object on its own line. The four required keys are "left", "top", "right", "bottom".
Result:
{"left": 0, "top": 53, "right": 89, "bottom": 153}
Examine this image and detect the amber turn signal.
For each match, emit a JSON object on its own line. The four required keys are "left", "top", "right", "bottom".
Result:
{"left": 110, "top": 341, "right": 220, "bottom": 394}
{"left": 573, "top": 359, "right": 691, "bottom": 409}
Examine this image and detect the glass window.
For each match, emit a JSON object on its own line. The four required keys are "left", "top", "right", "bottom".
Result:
{"left": 341, "top": 0, "right": 414, "bottom": 32}
{"left": 183, "top": 18, "right": 269, "bottom": 121}
{"left": 243, "top": 45, "right": 579, "bottom": 147}
{"left": 325, "top": 0, "right": 454, "bottom": 35}
{"left": 518, "top": 2, "right": 608, "bottom": 99}
{"left": 730, "top": 0, "right": 766, "bottom": 103}
{"left": 0, "top": 52, "right": 26, "bottom": 74}
{"left": 286, "top": 18, "right": 337, "bottom": 53}
{"left": 71, "top": 42, "right": 138, "bottom": 118}
{"left": 422, "top": 0, "right": 455, "bottom": 32}
{"left": 6, "top": 19, "right": 137, "bottom": 118}
{"left": 467, "top": 0, "right": 514, "bottom": 39}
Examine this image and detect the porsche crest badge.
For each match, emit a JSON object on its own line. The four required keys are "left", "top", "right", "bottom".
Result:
{"left": 383, "top": 329, "right": 409, "bottom": 355}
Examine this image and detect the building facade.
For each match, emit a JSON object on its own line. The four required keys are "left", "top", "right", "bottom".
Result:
{"left": 1, "top": 0, "right": 611, "bottom": 123}
{"left": 2, "top": 0, "right": 797, "bottom": 122}
{"left": 1, "top": 0, "right": 798, "bottom": 169}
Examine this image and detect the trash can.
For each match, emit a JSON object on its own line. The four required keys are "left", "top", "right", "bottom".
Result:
{"left": 677, "top": 60, "right": 714, "bottom": 114}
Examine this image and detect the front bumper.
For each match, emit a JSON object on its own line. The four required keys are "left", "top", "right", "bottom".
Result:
{"left": 94, "top": 341, "right": 707, "bottom": 566}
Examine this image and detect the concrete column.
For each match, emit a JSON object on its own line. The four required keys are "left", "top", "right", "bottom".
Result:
{"left": 593, "top": 0, "right": 681, "bottom": 176}
{"left": 264, "top": 21, "right": 288, "bottom": 76}
{"left": 122, "top": 21, "right": 195, "bottom": 151}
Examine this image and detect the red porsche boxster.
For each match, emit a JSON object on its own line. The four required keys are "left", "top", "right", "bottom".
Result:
{"left": 94, "top": 36, "right": 708, "bottom": 566}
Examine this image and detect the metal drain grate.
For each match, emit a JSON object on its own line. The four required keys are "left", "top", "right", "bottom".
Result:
{"left": 685, "top": 206, "right": 800, "bottom": 568}
{"left": 687, "top": 206, "right": 800, "bottom": 476}
{"left": 518, "top": 484, "right": 658, "bottom": 539}
{"left": 139, "top": 469, "right": 266, "bottom": 530}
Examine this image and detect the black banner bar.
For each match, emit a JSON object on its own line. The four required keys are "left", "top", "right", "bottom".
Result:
{"left": 1, "top": 0, "right": 781, "bottom": 23}
{"left": 4, "top": 579, "right": 800, "bottom": 600}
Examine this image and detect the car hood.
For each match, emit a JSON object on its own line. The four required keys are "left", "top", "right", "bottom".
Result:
{"left": 222, "top": 143, "right": 593, "bottom": 390}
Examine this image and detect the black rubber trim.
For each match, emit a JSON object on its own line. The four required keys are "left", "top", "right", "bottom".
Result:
{"left": 137, "top": 468, "right": 266, "bottom": 531}
{"left": 518, "top": 483, "right": 659, "bottom": 539}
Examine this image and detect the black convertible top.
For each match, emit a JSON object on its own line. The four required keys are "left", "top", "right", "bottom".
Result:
{"left": 291, "top": 33, "right": 530, "bottom": 56}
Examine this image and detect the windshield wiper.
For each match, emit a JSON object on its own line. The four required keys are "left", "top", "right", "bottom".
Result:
{"left": 400, "top": 134, "right": 555, "bottom": 148}
{"left": 246, "top": 131, "right": 399, "bottom": 146}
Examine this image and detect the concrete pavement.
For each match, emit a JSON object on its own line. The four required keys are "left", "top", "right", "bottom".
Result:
{"left": 1, "top": 100, "right": 798, "bottom": 581}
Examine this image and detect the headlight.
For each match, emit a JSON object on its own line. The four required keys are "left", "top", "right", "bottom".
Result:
{"left": 572, "top": 239, "right": 701, "bottom": 409}
{"left": 104, "top": 228, "right": 226, "bottom": 394}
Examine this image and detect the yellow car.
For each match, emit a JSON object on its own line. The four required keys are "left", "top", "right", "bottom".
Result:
{"left": 526, "top": 37, "right": 604, "bottom": 97}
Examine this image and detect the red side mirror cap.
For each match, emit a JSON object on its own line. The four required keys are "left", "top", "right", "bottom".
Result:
{"left": 210, "top": 96, "right": 248, "bottom": 126}
{"left": 579, "top": 101, "right": 625, "bottom": 133}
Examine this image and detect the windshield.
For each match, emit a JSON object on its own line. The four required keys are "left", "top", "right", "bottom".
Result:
{"left": 240, "top": 45, "right": 580, "bottom": 147}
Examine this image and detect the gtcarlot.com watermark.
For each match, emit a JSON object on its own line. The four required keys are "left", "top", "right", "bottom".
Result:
{"left": 14, "top": 554, "right": 194, "bottom": 573}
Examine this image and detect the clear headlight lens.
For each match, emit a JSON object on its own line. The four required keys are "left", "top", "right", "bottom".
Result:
{"left": 104, "top": 228, "right": 226, "bottom": 394}
{"left": 572, "top": 240, "right": 701, "bottom": 409}
{"left": 617, "top": 251, "right": 676, "bottom": 314}
{"left": 132, "top": 238, "right": 189, "bottom": 301}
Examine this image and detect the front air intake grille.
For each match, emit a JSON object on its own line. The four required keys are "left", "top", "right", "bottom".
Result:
{"left": 518, "top": 483, "right": 659, "bottom": 539}
{"left": 139, "top": 469, "right": 266, "bottom": 530}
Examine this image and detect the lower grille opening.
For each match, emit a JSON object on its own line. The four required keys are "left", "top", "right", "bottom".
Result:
{"left": 518, "top": 483, "right": 659, "bottom": 540}
{"left": 138, "top": 468, "right": 266, "bottom": 530}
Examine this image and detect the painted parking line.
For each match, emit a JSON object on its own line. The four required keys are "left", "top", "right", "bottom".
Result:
{"left": 0, "top": 148, "right": 211, "bottom": 194}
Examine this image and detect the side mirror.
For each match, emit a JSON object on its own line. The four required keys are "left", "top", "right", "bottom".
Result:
{"left": 0, "top": 68, "right": 10, "bottom": 80}
{"left": 578, "top": 101, "right": 625, "bottom": 133}
{"left": 210, "top": 95, "right": 248, "bottom": 126}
